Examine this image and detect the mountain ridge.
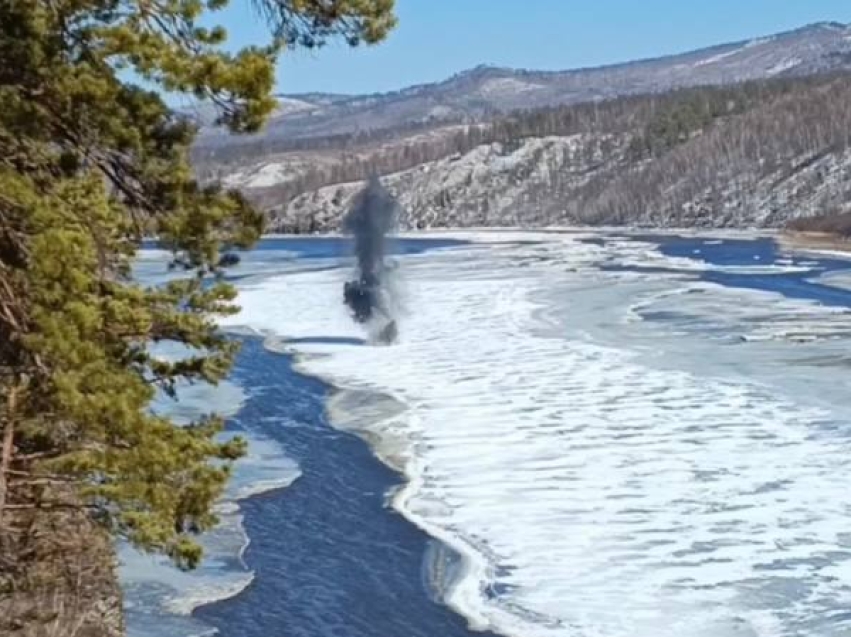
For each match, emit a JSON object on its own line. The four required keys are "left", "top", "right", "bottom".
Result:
{"left": 195, "top": 22, "right": 851, "bottom": 235}
{"left": 274, "top": 21, "right": 849, "bottom": 105}
{"left": 261, "top": 73, "right": 851, "bottom": 233}
{"left": 195, "top": 21, "right": 851, "bottom": 148}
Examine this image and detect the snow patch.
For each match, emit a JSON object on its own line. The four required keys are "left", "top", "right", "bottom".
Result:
{"left": 479, "top": 77, "right": 545, "bottom": 97}
{"left": 693, "top": 46, "right": 744, "bottom": 67}
{"left": 767, "top": 57, "right": 802, "bottom": 75}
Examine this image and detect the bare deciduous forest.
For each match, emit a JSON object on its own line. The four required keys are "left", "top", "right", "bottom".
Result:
{"left": 194, "top": 73, "right": 851, "bottom": 232}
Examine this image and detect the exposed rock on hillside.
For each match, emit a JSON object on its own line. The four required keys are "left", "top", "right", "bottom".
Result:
{"left": 197, "top": 25, "right": 851, "bottom": 233}
{"left": 272, "top": 135, "right": 628, "bottom": 232}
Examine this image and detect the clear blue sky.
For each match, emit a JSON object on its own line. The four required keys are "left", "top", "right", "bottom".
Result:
{"left": 216, "top": 0, "right": 851, "bottom": 95}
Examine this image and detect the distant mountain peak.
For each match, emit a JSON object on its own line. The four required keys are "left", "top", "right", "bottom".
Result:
{"left": 805, "top": 20, "right": 848, "bottom": 31}
{"left": 450, "top": 64, "right": 510, "bottom": 80}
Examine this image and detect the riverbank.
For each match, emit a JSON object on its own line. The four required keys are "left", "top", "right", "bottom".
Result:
{"left": 125, "top": 234, "right": 484, "bottom": 637}
{"left": 777, "top": 230, "right": 851, "bottom": 257}
{"left": 193, "top": 337, "right": 502, "bottom": 637}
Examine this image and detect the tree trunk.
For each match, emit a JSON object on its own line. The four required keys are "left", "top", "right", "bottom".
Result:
{"left": 0, "top": 385, "right": 17, "bottom": 524}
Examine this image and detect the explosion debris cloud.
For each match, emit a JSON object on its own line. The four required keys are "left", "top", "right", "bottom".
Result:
{"left": 342, "top": 176, "right": 400, "bottom": 344}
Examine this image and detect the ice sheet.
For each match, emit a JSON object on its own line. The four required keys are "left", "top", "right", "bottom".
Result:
{"left": 222, "top": 232, "right": 851, "bottom": 637}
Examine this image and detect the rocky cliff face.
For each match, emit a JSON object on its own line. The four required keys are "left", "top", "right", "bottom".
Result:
{"left": 267, "top": 129, "right": 851, "bottom": 233}
{"left": 272, "top": 135, "right": 628, "bottom": 232}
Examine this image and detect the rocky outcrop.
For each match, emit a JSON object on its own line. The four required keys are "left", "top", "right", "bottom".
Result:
{"left": 266, "top": 129, "right": 851, "bottom": 233}
{"left": 270, "top": 135, "right": 630, "bottom": 232}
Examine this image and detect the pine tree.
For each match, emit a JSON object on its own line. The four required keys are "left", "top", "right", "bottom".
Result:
{"left": 0, "top": 0, "right": 396, "bottom": 588}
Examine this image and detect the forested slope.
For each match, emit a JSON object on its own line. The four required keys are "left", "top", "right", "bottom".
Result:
{"left": 203, "top": 73, "right": 851, "bottom": 232}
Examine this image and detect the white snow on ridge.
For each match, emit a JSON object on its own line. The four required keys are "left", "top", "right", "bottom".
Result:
{"left": 222, "top": 162, "right": 299, "bottom": 189}
{"left": 272, "top": 97, "right": 321, "bottom": 117}
{"left": 479, "top": 77, "right": 546, "bottom": 97}
{"left": 693, "top": 46, "right": 744, "bottom": 67}
{"left": 744, "top": 37, "right": 772, "bottom": 48}
{"left": 222, "top": 233, "right": 851, "bottom": 637}
{"left": 767, "top": 57, "right": 802, "bottom": 75}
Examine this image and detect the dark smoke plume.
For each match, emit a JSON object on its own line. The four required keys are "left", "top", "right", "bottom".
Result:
{"left": 342, "top": 176, "right": 400, "bottom": 344}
